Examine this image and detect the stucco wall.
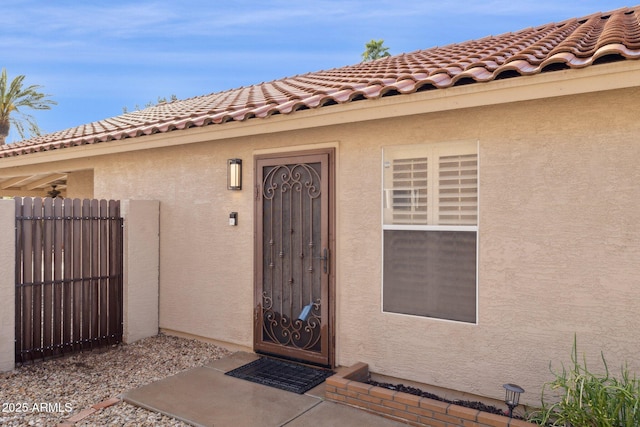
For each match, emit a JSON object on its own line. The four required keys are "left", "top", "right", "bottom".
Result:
{"left": 333, "top": 89, "right": 640, "bottom": 405}
{"left": 65, "top": 169, "right": 94, "bottom": 199}
{"left": 92, "top": 142, "right": 258, "bottom": 348}
{"left": 0, "top": 200, "right": 15, "bottom": 372}
{"left": 46, "top": 86, "right": 640, "bottom": 406}
{"left": 122, "top": 199, "right": 160, "bottom": 343}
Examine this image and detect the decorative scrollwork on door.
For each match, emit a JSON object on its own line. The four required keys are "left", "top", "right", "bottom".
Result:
{"left": 260, "top": 163, "right": 323, "bottom": 352}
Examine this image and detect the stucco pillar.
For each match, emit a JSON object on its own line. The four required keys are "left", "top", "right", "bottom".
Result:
{"left": 0, "top": 200, "right": 15, "bottom": 372}
{"left": 121, "top": 200, "right": 160, "bottom": 343}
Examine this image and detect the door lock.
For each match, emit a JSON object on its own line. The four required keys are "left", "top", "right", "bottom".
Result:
{"left": 313, "top": 248, "right": 329, "bottom": 273}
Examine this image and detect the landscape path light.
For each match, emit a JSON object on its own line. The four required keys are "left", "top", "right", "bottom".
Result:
{"left": 503, "top": 383, "right": 524, "bottom": 418}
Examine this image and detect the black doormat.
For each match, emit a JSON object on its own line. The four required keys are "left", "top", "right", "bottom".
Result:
{"left": 225, "top": 357, "right": 334, "bottom": 394}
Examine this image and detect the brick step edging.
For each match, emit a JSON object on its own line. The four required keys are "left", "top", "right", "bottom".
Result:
{"left": 324, "top": 362, "right": 537, "bottom": 427}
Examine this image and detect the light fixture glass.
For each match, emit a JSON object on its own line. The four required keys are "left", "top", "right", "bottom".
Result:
{"left": 227, "top": 159, "right": 242, "bottom": 190}
{"left": 503, "top": 383, "right": 524, "bottom": 418}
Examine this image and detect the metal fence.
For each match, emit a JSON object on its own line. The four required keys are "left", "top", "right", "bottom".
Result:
{"left": 14, "top": 197, "right": 123, "bottom": 364}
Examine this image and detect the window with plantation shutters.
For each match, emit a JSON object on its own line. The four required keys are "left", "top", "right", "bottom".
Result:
{"left": 382, "top": 141, "right": 478, "bottom": 323}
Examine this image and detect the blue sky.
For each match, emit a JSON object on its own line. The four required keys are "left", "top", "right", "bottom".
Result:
{"left": 1, "top": 1, "right": 634, "bottom": 142}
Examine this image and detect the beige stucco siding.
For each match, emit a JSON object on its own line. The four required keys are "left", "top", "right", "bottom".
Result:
{"left": 477, "top": 91, "right": 640, "bottom": 400}
{"left": 89, "top": 142, "right": 256, "bottom": 347}
{"left": 65, "top": 169, "right": 94, "bottom": 199}
{"left": 10, "top": 86, "right": 638, "bottom": 405}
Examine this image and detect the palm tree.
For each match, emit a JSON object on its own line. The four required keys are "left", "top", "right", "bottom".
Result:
{"left": 362, "top": 39, "right": 391, "bottom": 62}
{"left": 0, "top": 68, "right": 57, "bottom": 145}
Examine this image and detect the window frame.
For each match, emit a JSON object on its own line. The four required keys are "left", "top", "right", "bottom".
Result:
{"left": 381, "top": 140, "right": 479, "bottom": 324}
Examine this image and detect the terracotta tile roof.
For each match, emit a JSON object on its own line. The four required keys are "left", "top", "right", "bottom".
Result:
{"left": 3, "top": 6, "right": 640, "bottom": 158}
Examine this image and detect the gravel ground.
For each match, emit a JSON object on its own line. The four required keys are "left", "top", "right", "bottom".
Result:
{"left": 0, "top": 334, "right": 231, "bottom": 426}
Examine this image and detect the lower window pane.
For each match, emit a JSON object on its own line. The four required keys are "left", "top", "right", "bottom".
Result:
{"left": 383, "top": 230, "right": 477, "bottom": 323}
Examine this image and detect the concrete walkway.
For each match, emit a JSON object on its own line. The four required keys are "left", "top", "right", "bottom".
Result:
{"left": 123, "top": 352, "right": 407, "bottom": 427}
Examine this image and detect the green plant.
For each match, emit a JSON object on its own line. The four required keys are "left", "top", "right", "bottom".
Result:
{"left": 529, "top": 337, "right": 640, "bottom": 426}
{"left": 361, "top": 39, "right": 391, "bottom": 62}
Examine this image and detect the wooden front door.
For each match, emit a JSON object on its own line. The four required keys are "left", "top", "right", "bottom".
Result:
{"left": 254, "top": 149, "right": 334, "bottom": 367}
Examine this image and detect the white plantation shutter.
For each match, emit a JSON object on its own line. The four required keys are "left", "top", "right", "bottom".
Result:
{"left": 438, "top": 153, "right": 478, "bottom": 226}
{"left": 391, "top": 157, "right": 428, "bottom": 224}
{"left": 384, "top": 142, "right": 478, "bottom": 227}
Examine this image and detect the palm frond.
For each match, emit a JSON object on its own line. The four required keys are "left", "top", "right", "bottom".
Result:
{"left": 11, "top": 110, "right": 41, "bottom": 139}
{"left": 0, "top": 68, "right": 56, "bottom": 142}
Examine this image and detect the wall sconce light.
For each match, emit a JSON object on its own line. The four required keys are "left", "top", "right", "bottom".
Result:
{"left": 227, "top": 159, "right": 242, "bottom": 190}
{"left": 503, "top": 383, "right": 524, "bottom": 418}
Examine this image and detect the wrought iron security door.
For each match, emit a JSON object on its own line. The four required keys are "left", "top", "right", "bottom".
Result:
{"left": 255, "top": 150, "right": 333, "bottom": 367}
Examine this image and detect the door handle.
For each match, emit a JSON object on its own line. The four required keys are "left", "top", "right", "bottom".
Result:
{"left": 313, "top": 248, "right": 328, "bottom": 273}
